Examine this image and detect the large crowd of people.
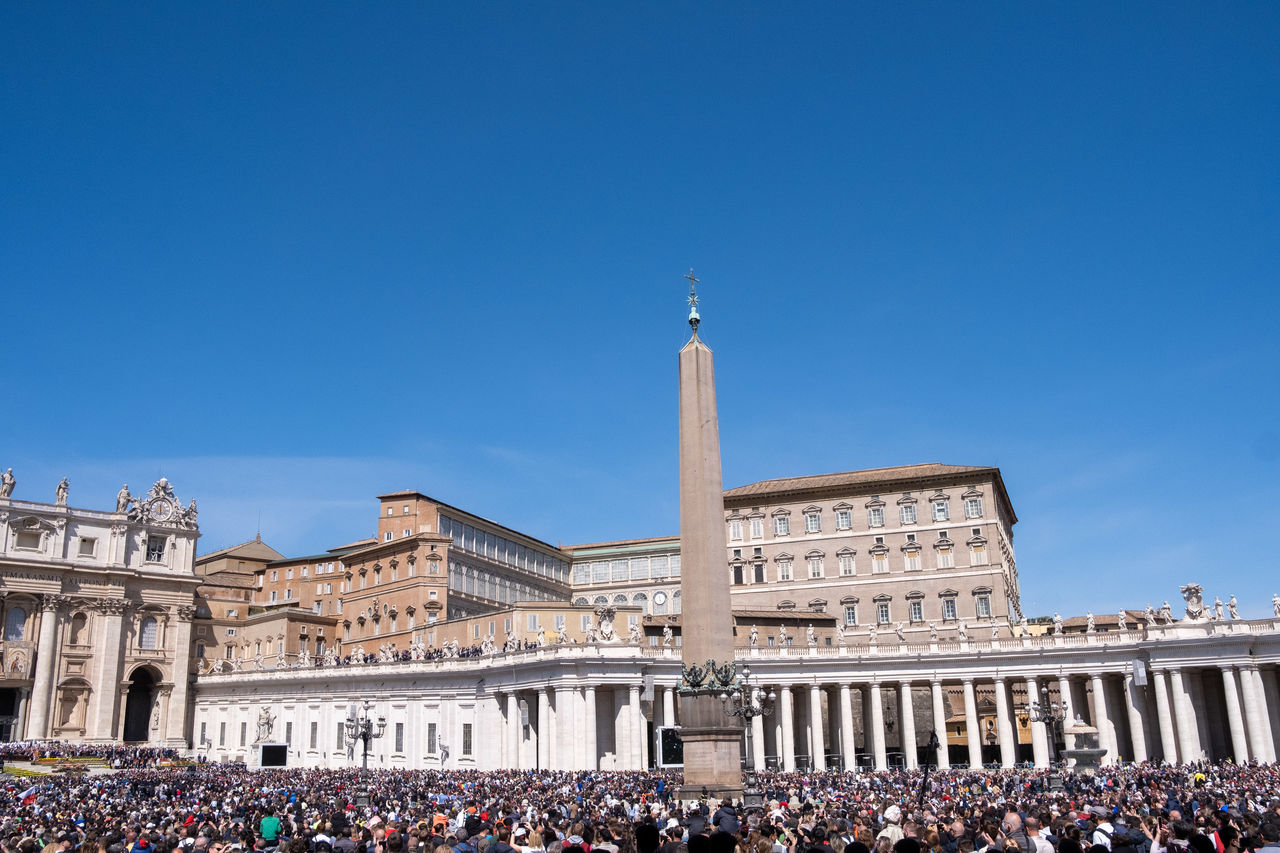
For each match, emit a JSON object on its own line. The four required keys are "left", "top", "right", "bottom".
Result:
{"left": 2, "top": 755, "right": 1278, "bottom": 853}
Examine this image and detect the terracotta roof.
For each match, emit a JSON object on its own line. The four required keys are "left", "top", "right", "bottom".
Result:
{"left": 195, "top": 538, "right": 286, "bottom": 565}
{"left": 723, "top": 463, "right": 995, "bottom": 499}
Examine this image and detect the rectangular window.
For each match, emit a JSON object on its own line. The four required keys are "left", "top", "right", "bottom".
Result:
{"left": 284, "top": 589, "right": 293, "bottom": 600}
{"left": 269, "top": 591, "right": 278, "bottom": 603}
{"left": 271, "top": 571, "right": 279, "bottom": 582}
{"left": 310, "top": 721, "right": 318, "bottom": 749}
{"left": 239, "top": 722, "right": 247, "bottom": 747}
{"left": 877, "top": 603, "right": 890, "bottom": 624}
{"left": 555, "top": 614, "right": 565, "bottom": 630}
{"left": 905, "top": 552, "right": 921, "bottom": 572}
{"left": 145, "top": 536, "right": 166, "bottom": 562}
{"left": 527, "top": 614, "right": 538, "bottom": 631}
{"left": 651, "top": 556, "right": 669, "bottom": 577}
{"left": 573, "top": 563, "right": 590, "bottom": 584}
{"left": 395, "top": 722, "right": 404, "bottom": 753}
{"left": 14, "top": 531, "right": 41, "bottom": 550}
{"left": 838, "top": 553, "right": 855, "bottom": 576}
{"left": 285, "top": 721, "right": 293, "bottom": 744}
{"left": 835, "top": 509, "right": 851, "bottom": 530}
{"left": 777, "top": 559, "right": 793, "bottom": 581}
{"left": 611, "top": 560, "right": 628, "bottom": 581}
{"left": 774, "top": 516, "right": 790, "bottom": 536}
{"left": 462, "top": 723, "right": 473, "bottom": 755}
{"left": 750, "top": 518, "right": 764, "bottom": 539}
{"left": 965, "top": 498, "right": 983, "bottom": 519}
{"left": 286, "top": 568, "right": 294, "bottom": 580}
{"left": 592, "top": 561, "right": 609, "bottom": 582}
{"left": 868, "top": 507, "right": 885, "bottom": 528}
{"left": 942, "top": 598, "right": 957, "bottom": 620}
{"left": 976, "top": 595, "right": 992, "bottom": 619}
{"left": 403, "top": 505, "right": 410, "bottom": 515}
{"left": 807, "top": 556, "right": 823, "bottom": 578}
{"left": 872, "top": 554, "right": 889, "bottom": 574}
{"left": 581, "top": 614, "right": 592, "bottom": 630}
{"left": 970, "top": 545, "right": 986, "bottom": 565}
{"left": 387, "top": 506, "right": 394, "bottom": 516}
{"left": 932, "top": 501, "right": 950, "bottom": 522}
{"left": 900, "top": 504, "right": 917, "bottom": 525}
{"left": 630, "top": 557, "right": 649, "bottom": 579}
{"left": 78, "top": 537, "right": 97, "bottom": 557}
{"left": 384, "top": 531, "right": 392, "bottom": 542}
{"left": 200, "top": 721, "right": 207, "bottom": 745}
{"left": 301, "top": 566, "right": 308, "bottom": 578}
{"left": 219, "top": 721, "right": 226, "bottom": 746}
{"left": 670, "top": 555, "right": 681, "bottom": 576}
{"left": 753, "top": 563, "right": 765, "bottom": 583}
{"left": 428, "top": 722, "right": 437, "bottom": 753}
{"left": 909, "top": 601, "right": 923, "bottom": 622}
{"left": 843, "top": 605, "right": 857, "bottom": 626}
{"left": 804, "top": 513, "right": 820, "bottom": 533}
{"left": 337, "top": 721, "right": 346, "bottom": 750}
{"left": 729, "top": 520, "right": 743, "bottom": 541}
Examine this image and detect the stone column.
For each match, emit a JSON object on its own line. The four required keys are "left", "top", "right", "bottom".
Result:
{"left": 751, "top": 707, "right": 766, "bottom": 770}
{"left": 963, "top": 678, "right": 982, "bottom": 768}
{"left": 630, "top": 684, "right": 644, "bottom": 770}
{"left": 779, "top": 685, "right": 795, "bottom": 771}
{"left": 15, "top": 688, "right": 30, "bottom": 741}
{"left": 899, "top": 682, "right": 918, "bottom": 770}
{"left": 584, "top": 685, "right": 598, "bottom": 770}
{"left": 90, "top": 599, "right": 126, "bottom": 741}
{"left": 1057, "top": 675, "right": 1077, "bottom": 753}
{"left": 1262, "top": 668, "right": 1280, "bottom": 760}
{"left": 1090, "top": 674, "right": 1115, "bottom": 763}
{"left": 1151, "top": 669, "right": 1177, "bottom": 762}
{"left": 1169, "top": 668, "right": 1201, "bottom": 762}
{"left": 663, "top": 684, "right": 676, "bottom": 727}
{"left": 1239, "top": 665, "right": 1276, "bottom": 763}
{"left": 537, "top": 687, "right": 551, "bottom": 768}
{"left": 1026, "top": 677, "right": 1049, "bottom": 768}
{"left": 26, "top": 595, "right": 62, "bottom": 740}
{"left": 870, "top": 682, "right": 887, "bottom": 770}
{"left": 839, "top": 683, "right": 856, "bottom": 770}
{"left": 165, "top": 606, "right": 195, "bottom": 745}
{"left": 993, "top": 677, "right": 1015, "bottom": 768}
{"left": 808, "top": 683, "right": 826, "bottom": 770}
{"left": 549, "top": 687, "right": 560, "bottom": 770}
{"left": 931, "top": 680, "right": 950, "bottom": 769}
{"left": 1123, "top": 672, "right": 1149, "bottom": 764}
{"left": 1220, "top": 667, "right": 1250, "bottom": 762}
{"left": 508, "top": 691, "right": 523, "bottom": 769}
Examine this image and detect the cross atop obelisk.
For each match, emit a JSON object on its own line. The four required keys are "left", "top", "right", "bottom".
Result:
{"left": 684, "top": 268, "right": 701, "bottom": 333}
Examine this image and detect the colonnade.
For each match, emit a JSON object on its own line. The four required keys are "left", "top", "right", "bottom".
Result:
{"left": 496, "top": 682, "right": 650, "bottom": 770}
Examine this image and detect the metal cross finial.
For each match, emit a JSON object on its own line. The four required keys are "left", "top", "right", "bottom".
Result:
{"left": 684, "top": 268, "right": 701, "bottom": 332}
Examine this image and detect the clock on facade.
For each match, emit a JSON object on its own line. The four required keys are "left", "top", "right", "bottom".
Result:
{"left": 653, "top": 591, "right": 668, "bottom": 606}
{"left": 148, "top": 499, "right": 173, "bottom": 521}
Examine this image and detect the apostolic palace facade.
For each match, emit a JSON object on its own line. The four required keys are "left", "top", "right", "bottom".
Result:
{"left": 2, "top": 462, "right": 1278, "bottom": 773}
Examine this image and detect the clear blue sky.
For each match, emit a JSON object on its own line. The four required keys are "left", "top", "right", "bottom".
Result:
{"left": 3, "top": 3, "right": 1277, "bottom": 617}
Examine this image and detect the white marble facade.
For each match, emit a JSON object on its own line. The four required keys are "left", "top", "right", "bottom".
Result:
{"left": 193, "top": 614, "right": 1280, "bottom": 769}
{"left": 0, "top": 478, "right": 201, "bottom": 745}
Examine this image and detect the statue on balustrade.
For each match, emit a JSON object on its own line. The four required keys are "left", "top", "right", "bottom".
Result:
{"left": 1227, "top": 595, "right": 1239, "bottom": 620}
{"left": 1052, "top": 612, "right": 1063, "bottom": 634}
{"left": 0, "top": 468, "right": 15, "bottom": 498}
{"left": 749, "top": 625, "right": 759, "bottom": 647}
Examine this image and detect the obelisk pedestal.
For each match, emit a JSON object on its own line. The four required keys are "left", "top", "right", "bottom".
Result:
{"left": 675, "top": 285, "right": 743, "bottom": 802}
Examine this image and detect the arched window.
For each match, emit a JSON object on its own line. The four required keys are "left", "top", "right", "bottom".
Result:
{"left": 4, "top": 608, "right": 26, "bottom": 642}
{"left": 672, "top": 591, "right": 682, "bottom": 614}
{"left": 139, "top": 616, "right": 158, "bottom": 650}
{"left": 574, "top": 597, "right": 589, "bottom": 606}
{"left": 593, "top": 595, "right": 608, "bottom": 606}
{"left": 613, "top": 594, "right": 628, "bottom": 605}
{"left": 632, "top": 592, "right": 648, "bottom": 615}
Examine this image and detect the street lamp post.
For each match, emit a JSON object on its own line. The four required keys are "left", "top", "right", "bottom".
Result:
{"left": 719, "top": 665, "right": 776, "bottom": 811}
{"left": 344, "top": 700, "right": 387, "bottom": 770}
{"left": 919, "top": 730, "right": 942, "bottom": 808}
{"left": 1027, "top": 685, "right": 1068, "bottom": 789}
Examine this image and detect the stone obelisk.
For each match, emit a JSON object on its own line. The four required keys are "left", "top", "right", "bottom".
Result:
{"left": 676, "top": 271, "right": 743, "bottom": 801}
